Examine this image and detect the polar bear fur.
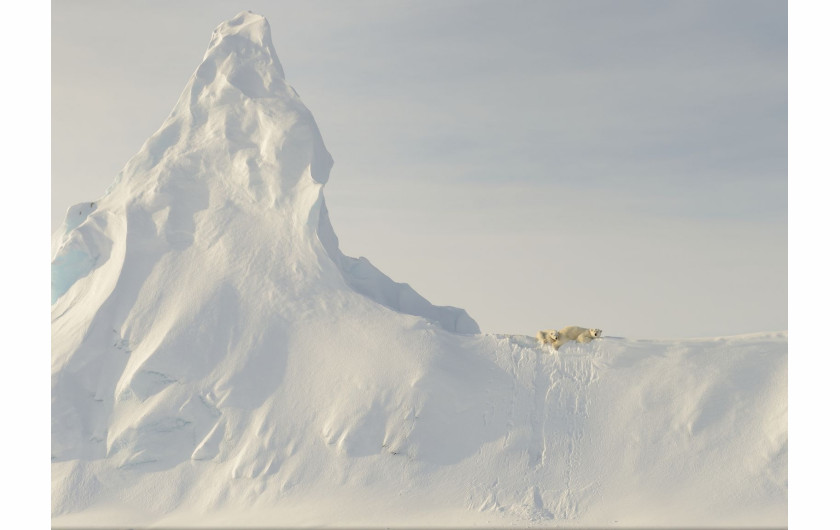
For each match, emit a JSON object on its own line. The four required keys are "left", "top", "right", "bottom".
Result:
{"left": 536, "top": 329, "right": 560, "bottom": 346}
{"left": 557, "top": 326, "right": 602, "bottom": 347}
{"left": 538, "top": 326, "right": 602, "bottom": 350}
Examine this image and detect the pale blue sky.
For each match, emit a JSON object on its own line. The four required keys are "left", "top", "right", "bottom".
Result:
{"left": 51, "top": 0, "right": 787, "bottom": 338}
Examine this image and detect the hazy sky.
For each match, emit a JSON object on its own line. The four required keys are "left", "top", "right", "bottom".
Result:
{"left": 51, "top": 0, "right": 787, "bottom": 339}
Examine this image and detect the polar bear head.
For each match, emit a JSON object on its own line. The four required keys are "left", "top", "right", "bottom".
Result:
{"left": 548, "top": 330, "right": 559, "bottom": 341}
{"left": 589, "top": 328, "right": 602, "bottom": 338}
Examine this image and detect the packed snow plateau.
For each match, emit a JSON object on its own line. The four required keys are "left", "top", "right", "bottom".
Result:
{"left": 51, "top": 11, "right": 787, "bottom": 528}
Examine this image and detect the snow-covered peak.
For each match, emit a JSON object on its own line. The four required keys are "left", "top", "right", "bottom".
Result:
{"left": 111, "top": 10, "right": 328, "bottom": 199}
{"left": 204, "top": 11, "right": 284, "bottom": 76}
{"left": 199, "top": 11, "right": 287, "bottom": 96}
{"left": 51, "top": 11, "right": 478, "bottom": 334}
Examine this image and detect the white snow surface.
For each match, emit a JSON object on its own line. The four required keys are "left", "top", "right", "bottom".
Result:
{"left": 51, "top": 11, "right": 787, "bottom": 528}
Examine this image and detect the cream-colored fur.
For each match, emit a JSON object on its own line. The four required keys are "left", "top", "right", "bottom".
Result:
{"left": 539, "top": 326, "right": 603, "bottom": 350}
{"left": 557, "top": 326, "right": 602, "bottom": 346}
{"left": 536, "top": 329, "right": 559, "bottom": 345}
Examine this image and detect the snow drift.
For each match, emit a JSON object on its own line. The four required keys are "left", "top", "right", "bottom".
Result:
{"left": 51, "top": 11, "right": 787, "bottom": 528}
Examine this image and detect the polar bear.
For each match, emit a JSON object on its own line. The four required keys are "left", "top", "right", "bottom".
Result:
{"left": 536, "top": 329, "right": 560, "bottom": 346}
{"left": 555, "top": 326, "right": 602, "bottom": 348}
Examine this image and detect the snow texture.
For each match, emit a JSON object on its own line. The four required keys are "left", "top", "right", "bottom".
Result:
{"left": 51, "top": 11, "right": 787, "bottom": 528}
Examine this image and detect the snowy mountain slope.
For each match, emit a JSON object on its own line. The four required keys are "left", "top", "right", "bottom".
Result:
{"left": 52, "top": 330, "right": 787, "bottom": 527}
{"left": 49, "top": 11, "right": 477, "bottom": 333}
{"left": 51, "top": 11, "right": 787, "bottom": 528}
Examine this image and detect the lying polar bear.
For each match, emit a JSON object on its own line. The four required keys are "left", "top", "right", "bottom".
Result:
{"left": 537, "top": 326, "right": 602, "bottom": 350}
